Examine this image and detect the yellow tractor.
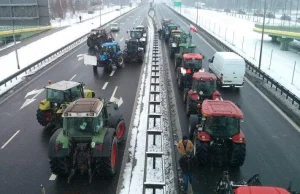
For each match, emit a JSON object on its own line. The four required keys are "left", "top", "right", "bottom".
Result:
{"left": 36, "top": 80, "right": 95, "bottom": 131}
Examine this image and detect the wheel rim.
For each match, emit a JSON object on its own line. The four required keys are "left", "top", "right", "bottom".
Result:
{"left": 111, "top": 141, "right": 117, "bottom": 168}
{"left": 116, "top": 123, "right": 125, "bottom": 140}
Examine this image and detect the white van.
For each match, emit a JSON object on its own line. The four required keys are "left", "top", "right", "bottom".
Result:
{"left": 208, "top": 52, "right": 245, "bottom": 88}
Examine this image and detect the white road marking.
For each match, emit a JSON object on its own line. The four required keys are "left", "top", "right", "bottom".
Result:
{"left": 49, "top": 174, "right": 57, "bottom": 180}
{"left": 167, "top": 7, "right": 300, "bottom": 133}
{"left": 109, "top": 86, "right": 123, "bottom": 107}
{"left": 102, "top": 82, "right": 109, "bottom": 90}
{"left": 110, "top": 86, "right": 118, "bottom": 102}
{"left": 120, "top": 37, "right": 124, "bottom": 41}
{"left": 110, "top": 70, "right": 115, "bottom": 76}
{"left": 20, "top": 88, "right": 44, "bottom": 110}
{"left": 1, "top": 130, "right": 20, "bottom": 149}
{"left": 70, "top": 74, "right": 76, "bottom": 81}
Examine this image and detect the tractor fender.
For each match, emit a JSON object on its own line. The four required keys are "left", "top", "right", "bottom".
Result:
{"left": 38, "top": 99, "right": 50, "bottom": 111}
{"left": 109, "top": 114, "right": 124, "bottom": 128}
{"left": 84, "top": 89, "right": 95, "bottom": 98}
{"left": 92, "top": 128, "right": 115, "bottom": 157}
{"left": 48, "top": 128, "right": 69, "bottom": 158}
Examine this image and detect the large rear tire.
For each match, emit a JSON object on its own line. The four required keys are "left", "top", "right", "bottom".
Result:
{"left": 229, "top": 143, "right": 246, "bottom": 167}
{"left": 186, "top": 96, "right": 193, "bottom": 117}
{"left": 96, "top": 136, "right": 118, "bottom": 176}
{"left": 49, "top": 157, "right": 69, "bottom": 176}
{"left": 189, "top": 114, "right": 198, "bottom": 140}
{"left": 36, "top": 109, "right": 51, "bottom": 127}
{"left": 194, "top": 137, "right": 208, "bottom": 166}
{"left": 177, "top": 72, "right": 183, "bottom": 91}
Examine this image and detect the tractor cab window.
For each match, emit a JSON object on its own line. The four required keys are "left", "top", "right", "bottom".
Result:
{"left": 69, "top": 85, "right": 83, "bottom": 100}
{"left": 46, "top": 89, "right": 64, "bottom": 103}
{"left": 204, "top": 116, "right": 240, "bottom": 137}
{"left": 130, "top": 31, "right": 143, "bottom": 39}
{"left": 66, "top": 117, "right": 96, "bottom": 136}
{"left": 192, "top": 79, "right": 216, "bottom": 96}
{"left": 168, "top": 26, "right": 177, "bottom": 31}
{"left": 101, "top": 45, "right": 116, "bottom": 54}
{"left": 184, "top": 59, "right": 202, "bottom": 69}
{"left": 182, "top": 47, "right": 195, "bottom": 53}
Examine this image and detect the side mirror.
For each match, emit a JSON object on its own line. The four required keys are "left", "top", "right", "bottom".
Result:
{"left": 208, "top": 59, "right": 212, "bottom": 63}
{"left": 114, "top": 103, "right": 118, "bottom": 110}
{"left": 198, "top": 126, "right": 203, "bottom": 131}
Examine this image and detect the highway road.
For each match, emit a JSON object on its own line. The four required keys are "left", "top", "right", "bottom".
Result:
{"left": 157, "top": 5, "right": 300, "bottom": 193}
{"left": 0, "top": 6, "right": 148, "bottom": 194}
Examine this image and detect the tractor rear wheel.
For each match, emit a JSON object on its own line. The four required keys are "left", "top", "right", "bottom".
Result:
{"left": 229, "top": 143, "right": 246, "bottom": 167}
{"left": 183, "top": 88, "right": 188, "bottom": 104}
{"left": 49, "top": 157, "right": 69, "bottom": 176}
{"left": 177, "top": 72, "right": 183, "bottom": 91}
{"left": 194, "top": 137, "right": 208, "bottom": 166}
{"left": 116, "top": 56, "right": 124, "bottom": 68}
{"left": 115, "top": 120, "right": 126, "bottom": 143}
{"left": 36, "top": 109, "right": 51, "bottom": 127}
{"left": 96, "top": 136, "right": 118, "bottom": 176}
{"left": 186, "top": 96, "right": 192, "bottom": 117}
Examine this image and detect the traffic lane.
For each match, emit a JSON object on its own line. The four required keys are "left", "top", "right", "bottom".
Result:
{"left": 158, "top": 5, "right": 300, "bottom": 191}
{"left": 0, "top": 9, "right": 147, "bottom": 194}
{"left": 0, "top": 7, "right": 146, "bottom": 144}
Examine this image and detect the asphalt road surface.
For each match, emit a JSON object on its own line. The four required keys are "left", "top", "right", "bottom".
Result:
{"left": 157, "top": 5, "right": 300, "bottom": 193}
{"left": 0, "top": 6, "right": 148, "bottom": 194}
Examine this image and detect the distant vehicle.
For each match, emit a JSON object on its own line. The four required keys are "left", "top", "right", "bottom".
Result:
{"left": 253, "top": 10, "right": 263, "bottom": 17}
{"left": 88, "top": 10, "right": 94, "bottom": 14}
{"left": 110, "top": 23, "right": 120, "bottom": 31}
{"left": 281, "top": 14, "right": 291, "bottom": 21}
{"left": 238, "top": 9, "right": 246, "bottom": 15}
{"left": 266, "top": 12, "right": 275, "bottom": 18}
{"left": 208, "top": 52, "right": 246, "bottom": 89}
{"left": 224, "top": 8, "right": 231, "bottom": 13}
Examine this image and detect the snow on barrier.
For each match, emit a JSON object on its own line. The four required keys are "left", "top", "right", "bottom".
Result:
{"left": 0, "top": 6, "right": 139, "bottom": 97}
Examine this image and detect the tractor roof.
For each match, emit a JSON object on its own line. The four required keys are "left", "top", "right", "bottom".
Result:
{"left": 63, "top": 98, "right": 103, "bottom": 118}
{"left": 179, "top": 43, "right": 196, "bottom": 47}
{"left": 168, "top": 23, "right": 177, "bottom": 27}
{"left": 136, "top": 25, "right": 145, "bottom": 28}
{"left": 193, "top": 72, "right": 217, "bottom": 81}
{"left": 171, "top": 30, "right": 181, "bottom": 33}
{"left": 235, "top": 186, "right": 290, "bottom": 194}
{"left": 183, "top": 53, "right": 203, "bottom": 60}
{"left": 202, "top": 100, "right": 243, "bottom": 118}
{"left": 162, "top": 19, "right": 171, "bottom": 22}
{"left": 46, "top": 80, "right": 81, "bottom": 91}
{"left": 102, "top": 42, "right": 118, "bottom": 47}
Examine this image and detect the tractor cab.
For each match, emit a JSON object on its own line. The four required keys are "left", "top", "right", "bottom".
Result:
{"left": 135, "top": 25, "right": 147, "bottom": 37}
{"left": 129, "top": 30, "right": 143, "bottom": 39}
{"left": 99, "top": 42, "right": 121, "bottom": 60}
{"left": 123, "top": 39, "right": 144, "bottom": 63}
{"left": 174, "top": 43, "right": 197, "bottom": 69}
{"left": 164, "top": 23, "right": 179, "bottom": 41}
{"left": 182, "top": 53, "right": 204, "bottom": 71}
{"left": 169, "top": 30, "right": 181, "bottom": 41}
{"left": 161, "top": 19, "right": 172, "bottom": 28}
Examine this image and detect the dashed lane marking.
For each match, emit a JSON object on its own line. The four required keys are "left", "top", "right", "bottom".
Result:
{"left": 120, "top": 37, "right": 124, "bottom": 41}
{"left": 70, "top": 74, "right": 76, "bottom": 81}
{"left": 110, "top": 70, "right": 115, "bottom": 76}
{"left": 1, "top": 130, "right": 20, "bottom": 149}
{"left": 102, "top": 82, "right": 109, "bottom": 90}
{"left": 49, "top": 174, "right": 57, "bottom": 181}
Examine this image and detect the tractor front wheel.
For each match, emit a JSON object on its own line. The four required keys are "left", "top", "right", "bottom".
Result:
{"left": 115, "top": 120, "right": 126, "bottom": 143}
{"left": 229, "top": 143, "right": 246, "bottom": 167}
{"left": 116, "top": 56, "right": 124, "bottom": 68}
{"left": 36, "top": 109, "right": 51, "bottom": 127}
{"left": 96, "top": 136, "right": 118, "bottom": 176}
{"left": 49, "top": 157, "right": 69, "bottom": 176}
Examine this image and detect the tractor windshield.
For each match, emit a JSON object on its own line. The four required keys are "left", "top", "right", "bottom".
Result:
{"left": 168, "top": 26, "right": 177, "bottom": 31}
{"left": 181, "top": 47, "right": 195, "bottom": 53}
{"left": 184, "top": 59, "right": 202, "bottom": 69}
{"left": 46, "top": 89, "right": 65, "bottom": 103}
{"left": 101, "top": 45, "right": 116, "bottom": 54}
{"left": 130, "top": 31, "right": 143, "bottom": 39}
{"left": 192, "top": 80, "right": 216, "bottom": 96}
{"left": 204, "top": 117, "right": 240, "bottom": 137}
{"left": 128, "top": 41, "right": 138, "bottom": 52}
{"left": 65, "top": 117, "right": 98, "bottom": 136}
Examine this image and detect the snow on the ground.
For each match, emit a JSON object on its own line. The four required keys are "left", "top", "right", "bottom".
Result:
{"left": 171, "top": 5, "right": 300, "bottom": 98}
{"left": 0, "top": 6, "right": 134, "bottom": 83}
{"left": 0, "top": 41, "right": 20, "bottom": 51}
{"left": 50, "top": 5, "right": 122, "bottom": 27}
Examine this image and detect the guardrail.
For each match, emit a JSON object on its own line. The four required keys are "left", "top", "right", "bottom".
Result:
{"left": 166, "top": 5, "right": 300, "bottom": 112}
{"left": 142, "top": 14, "right": 166, "bottom": 194}
{"left": 0, "top": 6, "right": 140, "bottom": 97}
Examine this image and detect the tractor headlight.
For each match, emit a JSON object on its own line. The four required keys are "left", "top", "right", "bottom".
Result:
{"left": 199, "top": 91, "right": 203, "bottom": 95}
{"left": 91, "top": 142, "right": 96, "bottom": 148}
{"left": 54, "top": 103, "right": 58, "bottom": 107}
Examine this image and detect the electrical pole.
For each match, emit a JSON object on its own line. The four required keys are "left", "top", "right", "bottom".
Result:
{"left": 100, "top": 0, "right": 102, "bottom": 27}
{"left": 196, "top": 1, "right": 199, "bottom": 25}
{"left": 9, "top": 0, "right": 20, "bottom": 70}
{"left": 258, "top": 0, "right": 267, "bottom": 70}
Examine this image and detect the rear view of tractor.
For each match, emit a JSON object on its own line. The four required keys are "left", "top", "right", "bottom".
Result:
{"left": 183, "top": 71, "right": 221, "bottom": 116}
{"left": 189, "top": 100, "right": 246, "bottom": 167}
{"left": 216, "top": 171, "right": 299, "bottom": 194}
{"left": 128, "top": 29, "right": 147, "bottom": 50}
{"left": 163, "top": 23, "right": 179, "bottom": 42}
{"left": 123, "top": 39, "right": 144, "bottom": 64}
{"left": 169, "top": 31, "right": 188, "bottom": 58}
{"left": 48, "top": 98, "right": 126, "bottom": 183}
{"left": 174, "top": 43, "right": 197, "bottom": 68}
{"left": 87, "top": 29, "right": 114, "bottom": 49}
{"left": 36, "top": 81, "right": 95, "bottom": 131}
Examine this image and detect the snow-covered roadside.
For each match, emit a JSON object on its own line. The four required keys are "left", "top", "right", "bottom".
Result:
{"left": 0, "top": 6, "right": 136, "bottom": 95}
{"left": 169, "top": 4, "right": 300, "bottom": 98}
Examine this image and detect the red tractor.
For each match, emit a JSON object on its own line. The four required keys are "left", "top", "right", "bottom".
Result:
{"left": 184, "top": 71, "right": 222, "bottom": 116}
{"left": 216, "top": 171, "right": 299, "bottom": 194}
{"left": 177, "top": 53, "right": 204, "bottom": 91}
{"left": 189, "top": 100, "right": 246, "bottom": 167}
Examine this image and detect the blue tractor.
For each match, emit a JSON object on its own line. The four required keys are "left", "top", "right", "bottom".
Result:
{"left": 85, "top": 42, "right": 124, "bottom": 73}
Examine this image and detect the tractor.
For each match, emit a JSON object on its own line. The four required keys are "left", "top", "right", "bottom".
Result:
{"left": 161, "top": 19, "right": 172, "bottom": 29}
{"left": 189, "top": 100, "right": 246, "bottom": 167}
{"left": 163, "top": 23, "right": 179, "bottom": 42}
{"left": 168, "top": 29, "right": 182, "bottom": 44}
{"left": 216, "top": 171, "right": 299, "bottom": 194}
{"left": 36, "top": 80, "right": 95, "bottom": 131}
{"left": 87, "top": 29, "right": 114, "bottom": 49}
{"left": 176, "top": 53, "right": 205, "bottom": 91}
{"left": 174, "top": 43, "right": 197, "bottom": 68}
{"left": 84, "top": 42, "right": 124, "bottom": 73}
{"left": 184, "top": 71, "right": 222, "bottom": 116}
{"left": 169, "top": 31, "right": 188, "bottom": 57}
{"left": 48, "top": 98, "right": 126, "bottom": 183}
{"left": 127, "top": 29, "right": 147, "bottom": 50}
{"left": 135, "top": 25, "right": 148, "bottom": 39}
{"left": 123, "top": 39, "right": 144, "bottom": 64}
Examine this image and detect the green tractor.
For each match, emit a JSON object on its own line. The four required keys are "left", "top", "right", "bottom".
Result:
{"left": 174, "top": 43, "right": 197, "bottom": 69}
{"left": 48, "top": 98, "right": 126, "bottom": 183}
{"left": 163, "top": 23, "right": 179, "bottom": 42}
{"left": 36, "top": 80, "right": 95, "bottom": 131}
{"left": 169, "top": 31, "right": 188, "bottom": 58}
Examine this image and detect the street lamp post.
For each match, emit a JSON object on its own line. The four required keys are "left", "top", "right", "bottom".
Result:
{"left": 9, "top": 0, "right": 20, "bottom": 69}
{"left": 100, "top": 0, "right": 102, "bottom": 27}
{"left": 196, "top": 1, "right": 199, "bottom": 25}
{"left": 258, "top": 0, "right": 267, "bottom": 70}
